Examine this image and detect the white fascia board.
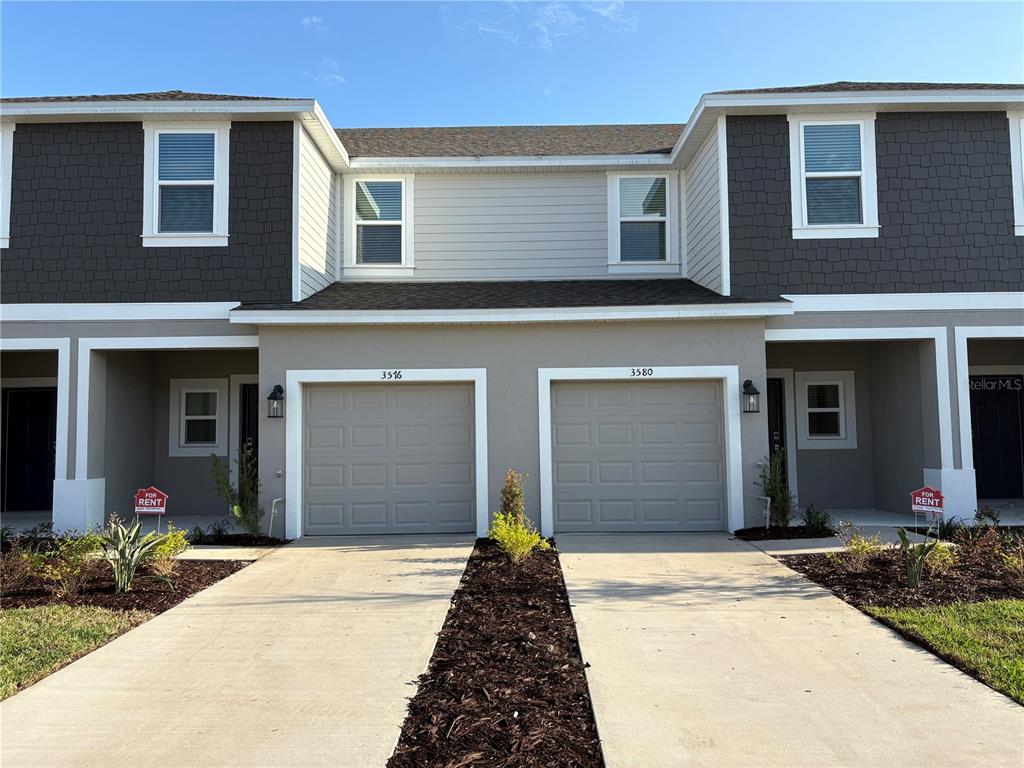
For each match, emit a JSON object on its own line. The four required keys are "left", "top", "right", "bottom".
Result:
{"left": 231, "top": 302, "right": 793, "bottom": 325}
{"left": 784, "top": 292, "right": 1024, "bottom": 313}
{"left": 0, "top": 302, "right": 239, "bottom": 321}
{"left": 0, "top": 99, "right": 317, "bottom": 117}
{"left": 347, "top": 154, "right": 673, "bottom": 170}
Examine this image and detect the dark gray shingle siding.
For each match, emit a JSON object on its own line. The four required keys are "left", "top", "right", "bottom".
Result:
{"left": 1, "top": 121, "right": 293, "bottom": 303}
{"left": 726, "top": 112, "right": 1024, "bottom": 295}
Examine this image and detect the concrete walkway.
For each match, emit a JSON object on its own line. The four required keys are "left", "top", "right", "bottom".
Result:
{"left": 559, "top": 533, "right": 1024, "bottom": 768}
{"left": 1, "top": 536, "right": 473, "bottom": 768}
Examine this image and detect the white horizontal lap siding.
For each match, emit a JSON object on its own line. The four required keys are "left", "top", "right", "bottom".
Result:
{"left": 410, "top": 174, "right": 611, "bottom": 280}
{"left": 298, "top": 126, "right": 339, "bottom": 298}
{"left": 684, "top": 129, "right": 723, "bottom": 293}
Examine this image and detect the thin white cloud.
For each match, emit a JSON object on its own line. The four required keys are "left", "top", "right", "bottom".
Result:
{"left": 531, "top": 3, "right": 583, "bottom": 50}
{"left": 300, "top": 15, "right": 328, "bottom": 38}
{"left": 313, "top": 58, "right": 346, "bottom": 89}
{"left": 584, "top": 1, "right": 637, "bottom": 33}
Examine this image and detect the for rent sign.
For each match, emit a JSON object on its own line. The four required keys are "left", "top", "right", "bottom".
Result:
{"left": 910, "top": 486, "right": 943, "bottom": 516}
{"left": 134, "top": 486, "right": 168, "bottom": 516}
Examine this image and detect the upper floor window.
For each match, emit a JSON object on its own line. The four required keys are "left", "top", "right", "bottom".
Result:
{"left": 142, "top": 122, "right": 230, "bottom": 248}
{"left": 607, "top": 173, "right": 678, "bottom": 273}
{"left": 787, "top": 116, "right": 878, "bottom": 240}
{"left": 344, "top": 175, "right": 414, "bottom": 276}
{"left": 0, "top": 123, "right": 14, "bottom": 249}
{"left": 1008, "top": 112, "right": 1024, "bottom": 237}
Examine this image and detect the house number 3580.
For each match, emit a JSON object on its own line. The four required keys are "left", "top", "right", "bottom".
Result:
{"left": 381, "top": 370, "right": 403, "bottom": 380}
{"left": 631, "top": 368, "right": 654, "bottom": 377}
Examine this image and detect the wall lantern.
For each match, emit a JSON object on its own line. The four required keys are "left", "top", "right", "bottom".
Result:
{"left": 742, "top": 380, "right": 761, "bottom": 414}
{"left": 267, "top": 384, "right": 285, "bottom": 418}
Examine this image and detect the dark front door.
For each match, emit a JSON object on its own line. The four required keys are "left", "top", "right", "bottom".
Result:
{"left": 239, "top": 383, "right": 259, "bottom": 464}
{"left": 2, "top": 388, "right": 58, "bottom": 512}
{"left": 970, "top": 375, "right": 1024, "bottom": 499}
{"left": 766, "top": 378, "right": 788, "bottom": 483}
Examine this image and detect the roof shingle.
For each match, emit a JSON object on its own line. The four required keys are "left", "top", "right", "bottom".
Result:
{"left": 334, "top": 123, "right": 684, "bottom": 158}
{"left": 713, "top": 80, "right": 1024, "bottom": 95}
{"left": 237, "top": 279, "right": 779, "bottom": 312}
{"left": 0, "top": 90, "right": 303, "bottom": 104}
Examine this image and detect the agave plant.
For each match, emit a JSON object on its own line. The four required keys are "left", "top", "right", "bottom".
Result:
{"left": 102, "top": 515, "right": 167, "bottom": 593}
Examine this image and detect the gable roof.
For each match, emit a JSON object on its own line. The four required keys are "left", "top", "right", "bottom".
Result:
{"left": 334, "top": 124, "right": 685, "bottom": 158}
{"left": 0, "top": 90, "right": 304, "bottom": 104}
{"left": 713, "top": 81, "right": 1024, "bottom": 95}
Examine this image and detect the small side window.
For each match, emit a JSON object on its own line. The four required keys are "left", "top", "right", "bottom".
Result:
{"left": 796, "top": 371, "right": 857, "bottom": 449}
{"left": 607, "top": 173, "right": 678, "bottom": 272}
{"left": 168, "top": 379, "right": 228, "bottom": 457}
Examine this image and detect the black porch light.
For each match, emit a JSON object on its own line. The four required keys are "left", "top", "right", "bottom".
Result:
{"left": 742, "top": 380, "right": 761, "bottom": 414}
{"left": 267, "top": 384, "right": 285, "bottom": 418}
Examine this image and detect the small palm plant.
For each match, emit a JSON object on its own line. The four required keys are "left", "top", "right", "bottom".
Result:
{"left": 897, "top": 527, "right": 939, "bottom": 589}
{"left": 102, "top": 515, "right": 167, "bottom": 593}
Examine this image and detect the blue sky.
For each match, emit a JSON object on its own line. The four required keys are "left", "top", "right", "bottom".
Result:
{"left": 3, "top": 2, "right": 1022, "bottom": 127}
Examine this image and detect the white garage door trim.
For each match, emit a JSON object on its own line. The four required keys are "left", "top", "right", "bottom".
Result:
{"left": 538, "top": 366, "right": 744, "bottom": 536}
{"left": 285, "top": 368, "right": 488, "bottom": 538}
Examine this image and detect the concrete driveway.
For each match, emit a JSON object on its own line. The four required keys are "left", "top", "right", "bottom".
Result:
{"left": 1, "top": 536, "right": 473, "bottom": 768}
{"left": 559, "top": 533, "right": 1024, "bottom": 768}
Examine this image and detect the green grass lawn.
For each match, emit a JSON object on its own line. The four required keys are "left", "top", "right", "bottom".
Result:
{"left": 867, "top": 600, "right": 1024, "bottom": 705}
{"left": 0, "top": 605, "right": 153, "bottom": 700}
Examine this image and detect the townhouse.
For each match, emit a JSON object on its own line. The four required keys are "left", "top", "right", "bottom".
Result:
{"left": 1, "top": 82, "right": 1021, "bottom": 538}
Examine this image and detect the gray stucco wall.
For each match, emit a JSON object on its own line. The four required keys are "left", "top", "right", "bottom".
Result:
{"left": 2, "top": 121, "right": 294, "bottom": 303}
{"left": 257, "top": 319, "right": 769, "bottom": 535}
{"left": 103, "top": 352, "right": 156, "bottom": 519}
{"left": 969, "top": 339, "right": 1024, "bottom": 366}
{"left": 727, "top": 112, "right": 1024, "bottom": 296}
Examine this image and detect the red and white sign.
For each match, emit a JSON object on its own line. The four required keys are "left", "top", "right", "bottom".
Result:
{"left": 134, "top": 486, "right": 168, "bottom": 516}
{"left": 910, "top": 486, "right": 944, "bottom": 516}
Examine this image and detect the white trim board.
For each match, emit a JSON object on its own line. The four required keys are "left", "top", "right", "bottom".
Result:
{"left": 766, "top": 368, "right": 799, "bottom": 503}
{"left": 0, "top": 337, "right": 70, "bottom": 481}
{"left": 716, "top": 115, "right": 731, "bottom": 295}
{"left": 1, "top": 302, "right": 239, "bottom": 322}
{"left": 783, "top": 292, "right": 1024, "bottom": 313}
{"left": 765, "top": 326, "right": 953, "bottom": 468}
{"left": 231, "top": 302, "right": 793, "bottom": 326}
{"left": 954, "top": 325, "right": 1024, "bottom": 471}
{"left": 74, "top": 336, "right": 259, "bottom": 480}
{"left": 536, "top": 365, "right": 745, "bottom": 536}
{"left": 291, "top": 121, "right": 302, "bottom": 301}
{"left": 0, "top": 123, "right": 14, "bottom": 249}
{"left": 284, "top": 368, "right": 489, "bottom": 539}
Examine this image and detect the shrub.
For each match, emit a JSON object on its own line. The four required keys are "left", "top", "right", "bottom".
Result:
{"left": 974, "top": 506, "right": 1000, "bottom": 527}
{"left": 1000, "top": 535, "right": 1024, "bottom": 584}
{"left": 0, "top": 548, "right": 34, "bottom": 594}
{"left": 499, "top": 468, "right": 527, "bottom": 526}
{"left": 489, "top": 511, "right": 550, "bottom": 565}
{"left": 953, "top": 525, "right": 1005, "bottom": 568}
{"left": 924, "top": 541, "right": 957, "bottom": 575}
{"left": 145, "top": 524, "right": 189, "bottom": 561}
{"left": 211, "top": 443, "right": 263, "bottom": 536}
{"left": 897, "top": 527, "right": 939, "bottom": 588}
{"left": 102, "top": 516, "right": 167, "bottom": 593}
{"left": 826, "top": 521, "right": 883, "bottom": 573}
{"left": 800, "top": 504, "right": 834, "bottom": 535}
{"left": 30, "top": 533, "right": 105, "bottom": 598}
{"left": 934, "top": 515, "right": 965, "bottom": 540}
{"left": 756, "top": 449, "right": 793, "bottom": 528}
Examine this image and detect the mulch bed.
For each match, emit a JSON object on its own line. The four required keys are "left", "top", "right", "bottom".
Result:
{"left": 2, "top": 560, "right": 249, "bottom": 614}
{"left": 906, "top": 525, "right": 1024, "bottom": 538}
{"left": 189, "top": 532, "right": 288, "bottom": 547}
{"left": 387, "top": 538, "right": 602, "bottom": 768}
{"left": 733, "top": 525, "right": 836, "bottom": 541}
{"left": 780, "top": 549, "right": 1023, "bottom": 609}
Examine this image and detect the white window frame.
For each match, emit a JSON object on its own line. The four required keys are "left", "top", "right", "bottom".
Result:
{"left": 795, "top": 371, "right": 857, "bottom": 450}
{"left": 1008, "top": 112, "right": 1024, "bottom": 237}
{"left": 344, "top": 174, "right": 415, "bottom": 277}
{"left": 143, "top": 122, "right": 230, "bottom": 248}
{"left": 788, "top": 115, "right": 879, "bottom": 240}
{"left": 0, "top": 123, "right": 14, "bottom": 249}
{"left": 168, "top": 378, "right": 228, "bottom": 457}
{"left": 607, "top": 171, "right": 679, "bottom": 274}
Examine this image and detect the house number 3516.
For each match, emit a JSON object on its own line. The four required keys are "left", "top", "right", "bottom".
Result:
{"left": 381, "top": 370, "right": 403, "bottom": 380}
{"left": 631, "top": 368, "right": 654, "bottom": 377}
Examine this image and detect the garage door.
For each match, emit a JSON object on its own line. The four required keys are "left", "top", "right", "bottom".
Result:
{"left": 303, "top": 383, "right": 475, "bottom": 534}
{"left": 551, "top": 380, "right": 726, "bottom": 532}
